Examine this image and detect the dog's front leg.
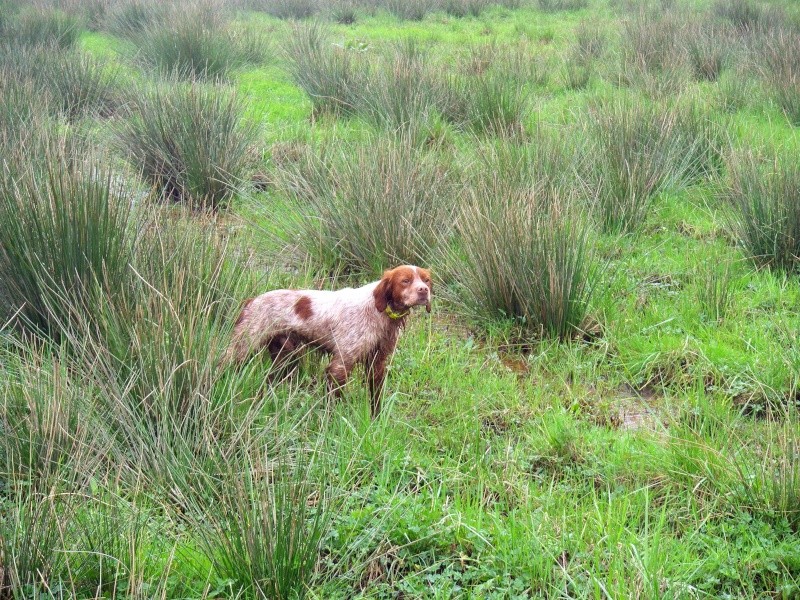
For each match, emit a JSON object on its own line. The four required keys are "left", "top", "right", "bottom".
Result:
{"left": 367, "top": 351, "right": 388, "bottom": 418}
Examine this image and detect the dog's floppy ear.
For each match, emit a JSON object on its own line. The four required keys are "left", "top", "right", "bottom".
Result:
{"left": 373, "top": 269, "right": 393, "bottom": 313}
{"left": 421, "top": 268, "right": 432, "bottom": 313}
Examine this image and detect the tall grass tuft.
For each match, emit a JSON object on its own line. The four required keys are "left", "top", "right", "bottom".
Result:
{"left": 459, "top": 42, "right": 550, "bottom": 88}
{"left": 117, "top": 81, "right": 257, "bottom": 210}
{"left": 0, "top": 344, "right": 110, "bottom": 594}
{"left": 724, "top": 148, "right": 800, "bottom": 273}
{"left": 0, "top": 189, "right": 337, "bottom": 598}
{"left": 444, "top": 191, "right": 600, "bottom": 340}
{"left": 0, "top": 2, "right": 14, "bottom": 35}
{"left": 51, "top": 213, "right": 259, "bottom": 514}
{"left": 537, "top": 0, "right": 588, "bottom": 11}
{"left": 104, "top": 0, "right": 166, "bottom": 38}
{"left": 34, "top": 233, "right": 270, "bottom": 598}
{"left": 284, "top": 22, "right": 363, "bottom": 118}
{"left": 673, "top": 104, "right": 727, "bottom": 184}
{"left": 0, "top": 78, "right": 74, "bottom": 189}
{"left": 573, "top": 20, "right": 607, "bottom": 63}
{"left": 0, "top": 154, "right": 135, "bottom": 339}
{"left": 186, "top": 443, "right": 332, "bottom": 600}
{"left": 705, "top": 425, "right": 800, "bottom": 532}
{"left": 443, "top": 72, "right": 528, "bottom": 135}
{"left": 622, "top": 9, "right": 684, "bottom": 74}
{"left": 41, "top": 50, "right": 120, "bottom": 120}
{"left": 133, "top": 5, "right": 262, "bottom": 80}
{"left": 0, "top": 344, "right": 107, "bottom": 488}
{"left": 10, "top": 7, "right": 81, "bottom": 48}
{"left": 714, "top": 67, "right": 759, "bottom": 113}
{"left": 1, "top": 485, "right": 79, "bottom": 593}
{"left": 685, "top": 22, "right": 733, "bottom": 82}
{"left": 470, "top": 129, "right": 584, "bottom": 202}
{"left": 46, "top": 210, "right": 335, "bottom": 597}
{"left": 381, "top": 0, "right": 431, "bottom": 21}
{"left": 452, "top": 42, "right": 547, "bottom": 128}
{"left": 356, "top": 42, "right": 445, "bottom": 135}
{"left": 758, "top": 29, "right": 800, "bottom": 125}
{"left": 249, "top": 0, "right": 321, "bottom": 19}
{"left": 330, "top": 0, "right": 358, "bottom": 24}
{"left": 0, "top": 71, "right": 42, "bottom": 142}
{"left": 749, "top": 439, "right": 800, "bottom": 532}
{"left": 585, "top": 98, "right": 710, "bottom": 233}
{"left": 87, "top": 217, "right": 250, "bottom": 430}
{"left": 0, "top": 45, "right": 120, "bottom": 121}
{"left": 275, "top": 134, "right": 453, "bottom": 274}
{"left": 1, "top": 220, "right": 261, "bottom": 595}
{"left": 468, "top": 73, "right": 527, "bottom": 134}
{"left": 80, "top": 0, "right": 114, "bottom": 30}
{"left": 744, "top": 434, "right": 800, "bottom": 532}
{"left": 619, "top": 9, "right": 688, "bottom": 96}
{"left": 562, "top": 58, "right": 592, "bottom": 90}
{"left": 442, "top": 0, "right": 495, "bottom": 17}
{"left": 442, "top": 130, "right": 599, "bottom": 339}
{"left": 712, "top": 0, "right": 763, "bottom": 32}
{"left": 695, "top": 249, "right": 737, "bottom": 322}
{"left": 564, "top": 20, "right": 605, "bottom": 89}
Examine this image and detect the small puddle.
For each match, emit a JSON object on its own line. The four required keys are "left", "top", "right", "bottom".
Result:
{"left": 616, "top": 384, "right": 663, "bottom": 432}
{"left": 499, "top": 354, "right": 530, "bottom": 375}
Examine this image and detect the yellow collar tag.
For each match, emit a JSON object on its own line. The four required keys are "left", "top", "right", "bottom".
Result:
{"left": 385, "top": 306, "right": 409, "bottom": 320}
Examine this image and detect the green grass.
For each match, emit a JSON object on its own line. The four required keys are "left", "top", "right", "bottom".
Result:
{"left": 80, "top": 30, "right": 131, "bottom": 57}
{"left": 4, "top": 1, "right": 800, "bottom": 598}
{"left": 238, "top": 66, "right": 312, "bottom": 125}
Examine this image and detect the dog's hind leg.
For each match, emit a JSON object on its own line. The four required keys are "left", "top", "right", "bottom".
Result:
{"left": 266, "top": 334, "right": 302, "bottom": 381}
{"left": 223, "top": 333, "right": 255, "bottom": 365}
{"left": 222, "top": 299, "right": 259, "bottom": 365}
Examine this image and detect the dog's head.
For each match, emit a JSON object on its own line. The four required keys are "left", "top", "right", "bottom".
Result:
{"left": 373, "top": 265, "right": 432, "bottom": 315}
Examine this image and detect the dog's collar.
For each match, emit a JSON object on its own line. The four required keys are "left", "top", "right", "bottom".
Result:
{"left": 384, "top": 306, "right": 410, "bottom": 320}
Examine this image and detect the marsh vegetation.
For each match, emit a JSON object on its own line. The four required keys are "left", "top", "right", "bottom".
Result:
{"left": 1, "top": 0, "right": 800, "bottom": 596}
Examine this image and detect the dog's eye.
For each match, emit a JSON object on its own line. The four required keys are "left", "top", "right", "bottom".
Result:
{"left": 402, "top": 279, "right": 411, "bottom": 285}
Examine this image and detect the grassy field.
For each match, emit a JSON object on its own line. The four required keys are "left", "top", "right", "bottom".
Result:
{"left": 2, "top": 0, "right": 800, "bottom": 597}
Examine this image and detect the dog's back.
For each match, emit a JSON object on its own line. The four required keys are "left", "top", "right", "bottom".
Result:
{"left": 225, "top": 283, "right": 384, "bottom": 363}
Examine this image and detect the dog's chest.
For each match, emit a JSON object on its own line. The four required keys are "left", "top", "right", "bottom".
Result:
{"left": 326, "top": 308, "right": 395, "bottom": 359}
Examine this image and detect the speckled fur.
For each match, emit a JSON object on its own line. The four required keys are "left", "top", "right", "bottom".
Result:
{"left": 225, "top": 266, "right": 432, "bottom": 416}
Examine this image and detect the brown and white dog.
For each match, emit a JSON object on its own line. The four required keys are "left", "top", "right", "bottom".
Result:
{"left": 225, "top": 265, "right": 432, "bottom": 417}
